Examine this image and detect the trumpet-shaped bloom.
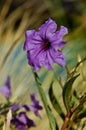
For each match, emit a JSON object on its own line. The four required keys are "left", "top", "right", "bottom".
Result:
{"left": 23, "top": 18, "right": 68, "bottom": 71}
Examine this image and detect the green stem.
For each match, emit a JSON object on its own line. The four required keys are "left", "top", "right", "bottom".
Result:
{"left": 33, "top": 72, "right": 57, "bottom": 130}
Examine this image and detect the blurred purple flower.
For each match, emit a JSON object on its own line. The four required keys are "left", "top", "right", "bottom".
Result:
{"left": 10, "top": 103, "right": 20, "bottom": 111}
{"left": 0, "top": 76, "right": 11, "bottom": 100}
{"left": 23, "top": 18, "right": 68, "bottom": 71}
{"left": 11, "top": 94, "right": 42, "bottom": 129}
{"left": 11, "top": 112, "right": 36, "bottom": 130}
{"left": 0, "top": 76, "right": 43, "bottom": 129}
{"left": 29, "top": 93, "right": 43, "bottom": 117}
{"left": 23, "top": 94, "right": 43, "bottom": 118}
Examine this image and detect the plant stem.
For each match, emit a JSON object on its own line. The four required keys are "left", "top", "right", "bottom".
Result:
{"left": 65, "top": 65, "right": 72, "bottom": 78}
{"left": 61, "top": 95, "right": 86, "bottom": 130}
{"left": 33, "top": 72, "right": 57, "bottom": 130}
{"left": 61, "top": 113, "right": 70, "bottom": 130}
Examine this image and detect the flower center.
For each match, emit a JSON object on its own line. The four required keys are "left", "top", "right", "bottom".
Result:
{"left": 42, "top": 40, "right": 51, "bottom": 50}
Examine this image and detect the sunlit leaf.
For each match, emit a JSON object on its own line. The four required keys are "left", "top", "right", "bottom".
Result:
{"left": 49, "top": 82, "right": 65, "bottom": 120}
{"left": 6, "top": 109, "right": 12, "bottom": 130}
{"left": 62, "top": 74, "right": 80, "bottom": 112}
{"left": 72, "top": 57, "right": 86, "bottom": 75}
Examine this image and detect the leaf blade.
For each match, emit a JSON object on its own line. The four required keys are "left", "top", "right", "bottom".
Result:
{"left": 33, "top": 72, "right": 59, "bottom": 130}
{"left": 49, "top": 82, "right": 65, "bottom": 120}
{"left": 62, "top": 74, "right": 80, "bottom": 112}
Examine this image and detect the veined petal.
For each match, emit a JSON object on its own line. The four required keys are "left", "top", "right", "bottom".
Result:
{"left": 27, "top": 46, "right": 43, "bottom": 66}
{"left": 27, "top": 48, "right": 47, "bottom": 71}
{"left": 55, "top": 26, "right": 68, "bottom": 40}
{"left": 49, "top": 48, "right": 66, "bottom": 67}
{"left": 23, "top": 30, "right": 35, "bottom": 50}
{"left": 34, "top": 50, "right": 52, "bottom": 71}
{"left": 39, "top": 18, "right": 57, "bottom": 39}
{"left": 51, "top": 41, "right": 66, "bottom": 50}
{"left": 44, "top": 50, "right": 54, "bottom": 70}
{"left": 59, "top": 26, "right": 68, "bottom": 36}
{"left": 50, "top": 26, "right": 68, "bottom": 43}
{"left": 24, "top": 31, "right": 43, "bottom": 52}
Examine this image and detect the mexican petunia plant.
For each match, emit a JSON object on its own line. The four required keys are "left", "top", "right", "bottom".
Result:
{"left": 0, "top": 77, "right": 43, "bottom": 130}
{"left": 0, "top": 18, "right": 86, "bottom": 130}
{"left": 23, "top": 18, "right": 86, "bottom": 130}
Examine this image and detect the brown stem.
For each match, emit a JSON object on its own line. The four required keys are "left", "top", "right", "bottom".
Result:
{"left": 61, "top": 95, "right": 86, "bottom": 130}
{"left": 65, "top": 65, "right": 72, "bottom": 78}
{"left": 61, "top": 114, "right": 70, "bottom": 130}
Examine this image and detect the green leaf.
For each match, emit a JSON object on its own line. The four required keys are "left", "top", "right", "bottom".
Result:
{"left": 33, "top": 72, "right": 58, "bottom": 130}
{"left": 62, "top": 74, "right": 80, "bottom": 112}
{"left": 49, "top": 82, "right": 65, "bottom": 120}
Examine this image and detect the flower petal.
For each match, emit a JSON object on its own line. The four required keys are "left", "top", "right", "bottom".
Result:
{"left": 24, "top": 30, "right": 42, "bottom": 51}
{"left": 23, "top": 30, "right": 35, "bottom": 50}
{"left": 0, "top": 76, "right": 11, "bottom": 100}
{"left": 50, "top": 26, "right": 68, "bottom": 43}
{"left": 39, "top": 18, "right": 57, "bottom": 39}
{"left": 55, "top": 26, "right": 68, "bottom": 40}
{"left": 51, "top": 41, "right": 66, "bottom": 51}
{"left": 27, "top": 48, "right": 42, "bottom": 71}
{"left": 49, "top": 48, "right": 66, "bottom": 67}
{"left": 28, "top": 94, "right": 43, "bottom": 117}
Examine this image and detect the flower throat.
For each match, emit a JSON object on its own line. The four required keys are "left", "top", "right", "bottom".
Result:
{"left": 42, "top": 40, "right": 51, "bottom": 50}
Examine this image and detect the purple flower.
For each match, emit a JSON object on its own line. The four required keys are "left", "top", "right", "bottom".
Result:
{"left": 11, "top": 112, "right": 35, "bottom": 130}
{"left": 23, "top": 94, "right": 43, "bottom": 118}
{"left": 10, "top": 103, "right": 20, "bottom": 111}
{"left": 11, "top": 94, "right": 42, "bottom": 129}
{"left": 0, "top": 76, "right": 11, "bottom": 100}
{"left": 23, "top": 18, "right": 68, "bottom": 71}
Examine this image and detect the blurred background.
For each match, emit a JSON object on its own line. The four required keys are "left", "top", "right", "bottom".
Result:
{"left": 0, "top": 0, "right": 86, "bottom": 129}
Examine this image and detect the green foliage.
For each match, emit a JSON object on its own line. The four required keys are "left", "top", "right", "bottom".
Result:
{"left": 48, "top": 82, "right": 65, "bottom": 120}
{"left": 62, "top": 74, "right": 80, "bottom": 112}
{"left": 34, "top": 72, "right": 59, "bottom": 130}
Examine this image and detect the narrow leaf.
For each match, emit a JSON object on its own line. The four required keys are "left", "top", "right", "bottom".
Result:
{"left": 49, "top": 82, "right": 65, "bottom": 120}
{"left": 33, "top": 72, "right": 58, "bottom": 130}
{"left": 62, "top": 74, "right": 80, "bottom": 112}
